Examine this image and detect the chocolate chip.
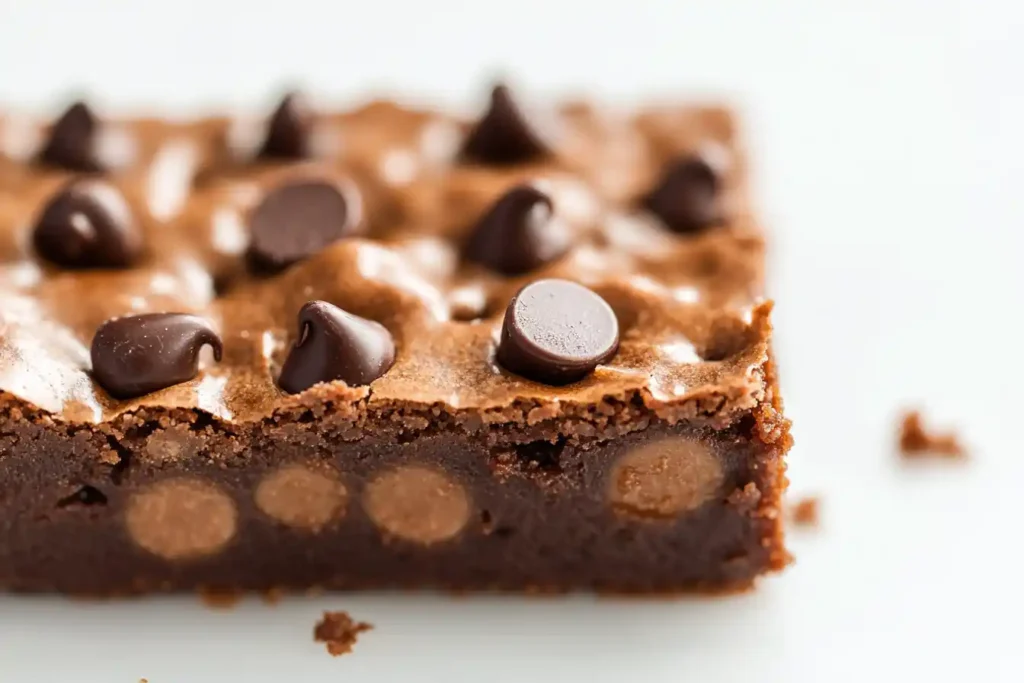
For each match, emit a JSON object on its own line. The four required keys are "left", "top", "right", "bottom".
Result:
{"left": 91, "top": 314, "right": 223, "bottom": 399}
{"left": 259, "top": 92, "right": 314, "bottom": 160}
{"left": 642, "top": 153, "right": 726, "bottom": 233}
{"left": 32, "top": 179, "right": 142, "bottom": 269}
{"left": 460, "top": 84, "right": 552, "bottom": 165}
{"left": 278, "top": 301, "right": 396, "bottom": 394}
{"left": 496, "top": 279, "right": 619, "bottom": 385}
{"left": 247, "top": 179, "right": 360, "bottom": 272}
{"left": 464, "top": 184, "right": 570, "bottom": 276}
{"left": 57, "top": 485, "right": 108, "bottom": 508}
{"left": 38, "top": 101, "right": 104, "bottom": 172}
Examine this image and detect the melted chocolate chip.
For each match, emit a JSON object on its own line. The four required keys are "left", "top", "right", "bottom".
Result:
{"left": 278, "top": 301, "right": 396, "bottom": 394}
{"left": 91, "top": 314, "right": 223, "bottom": 399}
{"left": 32, "top": 179, "right": 142, "bottom": 269}
{"left": 497, "top": 279, "right": 619, "bottom": 385}
{"left": 642, "top": 154, "right": 725, "bottom": 233}
{"left": 460, "top": 84, "right": 552, "bottom": 165}
{"left": 259, "top": 92, "right": 314, "bottom": 160}
{"left": 247, "top": 179, "right": 360, "bottom": 272}
{"left": 464, "top": 184, "right": 570, "bottom": 276}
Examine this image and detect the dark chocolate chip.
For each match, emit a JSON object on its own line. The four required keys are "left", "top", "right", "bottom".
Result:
{"left": 278, "top": 301, "right": 396, "bottom": 394}
{"left": 460, "top": 84, "right": 552, "bottom": 165}
{"left": 247, "top": 179, "right": 359, "bottom": 272}
{"left": 496, "top": 279, "right": 619, "bottom": 385}
{"left": 642, "top": 154, "right": 725, "bottom": 233}
{"left": 32, "top": 179, "right": 142, "bottom": 269}
{"left": 57, "top": 485, "right": 108, "bottom": 508}
{"left": 38, "top": 101, "right": 104, "bottom": 172}
{"left": 91, "top": 313, "right": 223, "bottom": 400}
{"left": 464, "top": 184, "right": 570, "bottom": 276}
{"left": 259, "top": 92, "right": 314, "bottom": 160}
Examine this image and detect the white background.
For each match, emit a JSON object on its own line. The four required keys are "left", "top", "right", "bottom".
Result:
{"left": 1, "top": 1, "right": 1022, "bottom": 681}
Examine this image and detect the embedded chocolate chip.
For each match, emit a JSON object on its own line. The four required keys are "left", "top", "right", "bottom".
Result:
{"left": 247, "top": 179, "right": 359, "bottom": 272}
{"left": 642, "top": 154, "right": 725, "bottom": 233}
{"left": 463, "top": 184, "right": 569, "bottom": 276}
{"left": 496, "top": 279, "right": 619, "bottom": 385}
{"left": 278, "top": 301, "right": 395, "bottom": 394}
{"left": 32, "top": 179, "right": 142, "bottom": 269}
{"left": 37, "top": 101, "right": 104, "bottom": 172}
{"left": 91, "top": 313, "right": 223, "bottom": 399}
{"left": 460, "top": 84, "right": 552, "bottom": 165}
{"left": 57, "top": 485, "right": 108, "bottom": 508}
{"left": 259, "top": 92, "right": 314, "bottom": 160}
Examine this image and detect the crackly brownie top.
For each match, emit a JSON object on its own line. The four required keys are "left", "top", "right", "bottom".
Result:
{"left": 0, "top": 86, "right": 771, "bottom": 424}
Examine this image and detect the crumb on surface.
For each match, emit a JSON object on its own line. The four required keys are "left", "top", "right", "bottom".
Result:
{"left": 314, "top": 611, "right": 373, "bottom": 657}
{"left": 198, "top": 587, "right": 243, "bottom": 609}
{"left": 898, "top": 410, "right": 967, "bottom": 459}
{"left": 789, "top": 496, "right": 820, "bottom": 527}
{"left": 262, "top": 586, "right": 285, "bottom": 605}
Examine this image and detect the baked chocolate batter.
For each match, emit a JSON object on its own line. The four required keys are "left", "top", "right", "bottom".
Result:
{"left": 0, "top": 86, "right": 790, "bottom": 594}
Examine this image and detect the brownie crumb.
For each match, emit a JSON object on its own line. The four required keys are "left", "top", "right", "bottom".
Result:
{"left": 898, "top": 410, "right": 967, "bottom": 459}
{"left": 262, "top": 587, "right": 286, "bottom": 605}
{"left": 314, "top": 611, "right": 373, "bottom": 656}
{"left": 789, "top": 496, "right": 820, "bottom": 527}
{"left": 198, "top": 587, "right": 243, "bottom": 610}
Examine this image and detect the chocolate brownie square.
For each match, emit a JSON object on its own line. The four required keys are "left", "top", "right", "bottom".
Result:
{"left": 0, "top": 85, "right": 790, "bottom": 594}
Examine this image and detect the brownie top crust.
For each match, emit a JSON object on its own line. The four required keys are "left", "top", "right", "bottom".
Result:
{"left": 0, "top": 88, "right": 771, "bottom": 427}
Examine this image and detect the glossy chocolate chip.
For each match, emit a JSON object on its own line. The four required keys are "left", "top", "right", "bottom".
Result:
{"left": 460, "top": 84, "right": 552, "bottom": 165}
{"left": 91, "top": 314, "right": 223, "bottom": 399}
{"left": 32, "top": 179, "right": 142, "bottom": 269}
{"left": 259, "top": 92, "right": 314, "bottom": 160}
{"left": 38, "top": 101, "right": 104, "bottom": 172}
{"left": 247, "top": 179, "right": 360, "bottom": 272}
{"left": 642, "top": 153, "right": 725, "bottom": 233}
{"left": 278, "top": 301, "right": 396, "bottom": 394}
{"left": 497, "top": 279, "right": 619, "bottom": 385}
{"left": 464, "top": 184, "right": 570, "bottom": 276}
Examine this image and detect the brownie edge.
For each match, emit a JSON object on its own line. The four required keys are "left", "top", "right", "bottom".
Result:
{"left": 0, "top": 343, "right": 789, "bottom": 595}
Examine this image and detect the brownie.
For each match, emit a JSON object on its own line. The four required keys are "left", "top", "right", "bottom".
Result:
{"left": 0, "top": 86, "right": 791, "bottom": 594}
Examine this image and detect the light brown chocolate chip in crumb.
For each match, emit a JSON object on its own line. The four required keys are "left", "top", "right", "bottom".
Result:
{"left": 125, "top": 479, "right": 237, "bottom": 560}
{"left": 255, "top": 464, "right": 348, "bottom": 532}
{"left": 144, "top": 428, "right": 203, "bottom": 464}
{"left": 363, "top": 466, "right": 470, "bottom": 544}
{"left": 608, "top": 437, "right": 724, "bottom": 518}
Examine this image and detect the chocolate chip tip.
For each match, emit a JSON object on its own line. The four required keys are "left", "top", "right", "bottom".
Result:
{"left": 38, "top": 100, "right": 103, "bottom": 173}
{"left": 460, "top": 83, "right": 553, "bottom": 166}
{"left": 643, "top": 150, "right": 729, "bottom": 234}
{"left": 463, "top": 183, "right": 568, "bottom": 276}
{"left": 259, "top": 91, "right": 314, "bottom": 160}
{"left": 278, "top": 300, "right": 396, "bottom": 394}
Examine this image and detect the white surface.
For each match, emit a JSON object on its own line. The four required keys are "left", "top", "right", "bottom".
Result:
{"left": 1, "top": 1, "right": 1023, "bottom": 681}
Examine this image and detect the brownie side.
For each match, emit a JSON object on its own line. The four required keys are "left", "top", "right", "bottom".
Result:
{"left": 0, "top": 352, "right": 788, "bottom": 595}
